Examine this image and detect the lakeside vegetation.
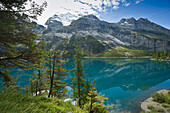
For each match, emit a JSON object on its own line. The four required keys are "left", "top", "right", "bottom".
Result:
{"left": 94, "top": 46, "right": 154, "bottom": 57}
{"left": 0, "top": 1, "right": 113, "bottom": 113}
{"left": 0, "top": 88, "right": 83, "bottom": 113}
{"left": 0, "top": 0, "right": 169, "bottom": 113}
{"left": 141, "top": 89, "right": 170, "bottom": 113}
{"left": 152, "top": 51, "right": 170, "bottom": 60}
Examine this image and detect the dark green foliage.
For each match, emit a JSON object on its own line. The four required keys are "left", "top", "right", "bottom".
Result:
{"left": 147, "top": 106, "right": 165, "bottom": 113}
{"left": 151, "top": 92, "right": 170, "bottom": 105}
{"left": 152, "top": 93, "right": 166, "bottom": 103}
{"left": 82, "top": 79, "right": 92, "bottom": 104}
{"left": 152, "top": 51, "right": 170, "bottom": 60}
{"left": 57, "top": 35, "right": 105, "bottom": 57}
{"left": 0, "top": 0, "right": 47, "bottom": 71}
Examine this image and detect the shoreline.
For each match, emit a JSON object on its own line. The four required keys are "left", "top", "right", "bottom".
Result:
{"left": 141, "top": 89, "right": 170, "bottom": 113}
{"left": 151, "top": 58, "right": 170, "bottom": 61}
{"left": 84, "top": 57, "right": 170, "bottom": 61}
{"left": 84, "top": 56, "right": 152, "bottom": 58}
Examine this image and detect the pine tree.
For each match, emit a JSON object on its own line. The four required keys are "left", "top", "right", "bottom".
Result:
{"left": 82, "top": 79, "right": 94, "bottom": 105}
{"left": 33, "top": 42, "right": 47, "bottom": 96}
{"left": 71, "top": 47, "right": 86, "bottom": 108}
{"left": 47, "top": 50, "right": 68, "bottom": 98}
{"left": 24, "top": 41, "right": 47, "bottom": 96}
{"left": 83, "top": 82, "right": 114, "bottom": 113}
{"left": 0, "top": 0, "right": 47, "bottom": 74}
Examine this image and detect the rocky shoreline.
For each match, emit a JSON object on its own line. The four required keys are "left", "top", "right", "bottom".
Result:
{"left": 141, "top": 89, "right": 170, "bottom": 113}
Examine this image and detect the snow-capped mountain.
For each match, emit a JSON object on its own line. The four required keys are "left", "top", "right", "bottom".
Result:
{"left": 49, "top": 13, "right": 84, "bottom": 26}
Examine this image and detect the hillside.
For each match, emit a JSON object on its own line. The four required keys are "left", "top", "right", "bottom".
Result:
{"left": 34, "top": 14, "right": 170, "bottom": 57}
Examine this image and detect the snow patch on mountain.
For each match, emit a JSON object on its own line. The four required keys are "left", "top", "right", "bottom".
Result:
{"left": 50, "top": 13, "right": 83, "bottom": 26}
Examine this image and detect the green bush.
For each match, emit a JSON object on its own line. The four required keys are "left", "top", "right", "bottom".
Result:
{"left": 147, "top": 106, "right": 165, "bottom": 113}
{"left": 151, "top": 93, "right": 166, "bottom": 103}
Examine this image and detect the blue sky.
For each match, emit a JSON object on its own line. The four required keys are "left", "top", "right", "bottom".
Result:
{"left": 34, "top": 0, "right": 170, "bottom": 29}
{"left": 99, "top": 0, "right": 170, "bottom": 29}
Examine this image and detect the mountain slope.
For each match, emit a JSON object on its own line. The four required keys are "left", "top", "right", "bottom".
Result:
{"left": 37, "top": 14, "right": 170, "bottom": 55}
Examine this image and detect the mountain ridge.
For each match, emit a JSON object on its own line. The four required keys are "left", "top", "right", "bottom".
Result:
{"left": 35, "top": 14, "right": 170, "bottom": 56}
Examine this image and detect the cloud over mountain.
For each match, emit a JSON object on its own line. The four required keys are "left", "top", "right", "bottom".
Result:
{"left": 35, "top": 0, "right": 144, "bottom": 25}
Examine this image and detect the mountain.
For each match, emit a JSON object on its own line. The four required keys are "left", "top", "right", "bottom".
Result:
{"left": 36, "top": 14, "right": 170, "bottom": 56}
{"left": 117, "top": 17, "right": 170, "bottom": 38}
{"left": 48, "top": 13, "right": 83, "bottom": 26}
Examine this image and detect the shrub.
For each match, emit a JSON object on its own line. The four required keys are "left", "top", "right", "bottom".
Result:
{"left": 151, "top": 93, "right": 166, "bottom": 103}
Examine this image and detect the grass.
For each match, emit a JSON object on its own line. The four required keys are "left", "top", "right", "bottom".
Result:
{"left": 0, "top": 90, "right": 85, "bottom": 113}
{"left": 95, "top": 46, "right": 154, "bottom": 57}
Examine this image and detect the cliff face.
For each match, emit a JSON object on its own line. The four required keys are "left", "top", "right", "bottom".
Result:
{"left": 36, "top": 15, "right": 170, "bottom": 53}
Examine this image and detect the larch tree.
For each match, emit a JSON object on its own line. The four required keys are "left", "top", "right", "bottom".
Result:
{"left": 71, "top": 47, "right": 86, "bottom": 108}
{"left": 47, "top": 50, "right": 69, "bottom": 98}
{"left": 83, "top": 81, "right": 114, "bottom": 113}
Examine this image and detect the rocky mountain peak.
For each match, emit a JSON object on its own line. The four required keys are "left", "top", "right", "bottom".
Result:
{"left": 126, "top": 17, "right": 136, "bottom": 24}
{"left": 69, "top": 14, "right": 101, "bottom": 29}
{"left": 80, "top": 14, "right": 99, "bottom": 21}
{"left": 137, "top": 18, "right": 150, "bottom": 24}
{"left": 118, "top": 17, "right": 136, "bottom": 27}
{"left": 45, "top": 17, "right": 63, "bottom": 30}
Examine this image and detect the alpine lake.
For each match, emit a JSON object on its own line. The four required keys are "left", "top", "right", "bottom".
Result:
{"left": 4, "top": 58, "right": 170, "bottom": 113}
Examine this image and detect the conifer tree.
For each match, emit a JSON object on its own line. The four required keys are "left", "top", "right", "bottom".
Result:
{"left": 0, "top": 0, "right": 47, "bottom": 74}
{"left": 24, "top": 41, "right": 47, "bottom": 96}
{"left": 83, "top": 81, "right": 114, "bottom": 113}
{"left": 82, "top": 79, "right": 94, "bottom": 105}
{"left": 34, "top": 41, "right": 47, "bottom": 96}
{"left": 71, "top": 47, "right": 86, "bottom": 108}
{"left": 47, "top": 50, "right": 68, "bottom": 98}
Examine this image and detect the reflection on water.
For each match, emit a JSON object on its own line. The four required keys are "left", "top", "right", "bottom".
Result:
{"left": 4, "top": 58, "right": 170, "bottom": 113}
{"left": 65, "top": 58, "right": 170, "bottom": 113}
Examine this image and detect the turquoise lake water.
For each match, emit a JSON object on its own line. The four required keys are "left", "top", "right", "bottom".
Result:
{"left": 2, "top": 58, "right": 170, "bottom": 113}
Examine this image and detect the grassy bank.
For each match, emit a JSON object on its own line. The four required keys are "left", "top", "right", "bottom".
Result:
{"left": 0, "top": 90, "right": 84, "bottom": 113}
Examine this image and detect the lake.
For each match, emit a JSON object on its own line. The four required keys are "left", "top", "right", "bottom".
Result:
{"left": 3, "top": 58, "right": 170, "bottom": 113}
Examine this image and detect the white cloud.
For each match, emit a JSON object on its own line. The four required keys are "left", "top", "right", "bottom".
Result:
{"left": 113, "top": 5, "right": 119, "bottom": 10}
{"left": 33, "top": 0, "right": 143, "bottom": 25}
{"left": 135, "top": 0, "right": 144, "bottom": 4}
{"left": 124, "top": 3, "right": 131, "bottom": 6}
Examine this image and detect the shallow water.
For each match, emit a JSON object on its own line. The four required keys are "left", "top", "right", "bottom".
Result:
{"left": 4, "top": 58, "right": 170, "bottom": 113}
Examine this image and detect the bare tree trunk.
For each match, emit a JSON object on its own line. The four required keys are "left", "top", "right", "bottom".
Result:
{"left": 36, "top": 81, "right": 38, "bottom": 96}
{"left": 48, "top": 54, "right": 55, "bottom": 98}
{"left": 77, "top": 64, "right": 81, "bottom": 107}
{"left": 38, "top": 70, "right": 41, "bottom": 95}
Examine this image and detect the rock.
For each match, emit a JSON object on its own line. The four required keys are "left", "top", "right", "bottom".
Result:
{"left": 35, "top": 14, "right": 170, "bottom": 53}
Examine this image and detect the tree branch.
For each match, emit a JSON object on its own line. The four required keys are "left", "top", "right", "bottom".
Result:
{"left": 0, "top": 53, "right": 23, "bottom": 61}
